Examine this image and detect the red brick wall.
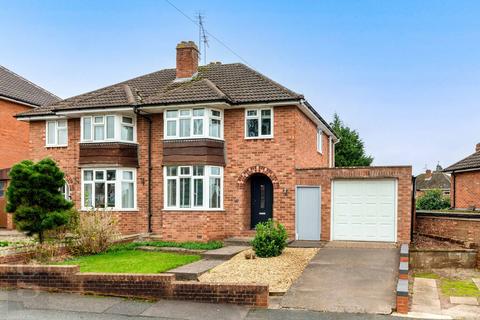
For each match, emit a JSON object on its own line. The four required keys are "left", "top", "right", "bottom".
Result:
{"left": 416, "top": 216, "right": 480, "bottom": 245}
{"left": 0, "top": 265, "right": 269, "bottom": 307}
{"left": 452, "top": 171, "right": 480, "bottom": 209}
{"left": 296, "top": 166, "right": 413, "bottom": 243}
{"left": 27, "top": 105, "right": 332, "bottom": 240}
{"left": 294, "top": 109, "right": 330, "bottom": 169}
{"left": 0, "top": 99, "right": 31, "bottom": 169}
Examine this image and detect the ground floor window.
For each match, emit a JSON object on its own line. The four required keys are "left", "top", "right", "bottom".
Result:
{"left": 81, "top": 168, "right": 136, "bottom": 210}
{"left": 164, "top": 165, "right": 223, "bottom": 210}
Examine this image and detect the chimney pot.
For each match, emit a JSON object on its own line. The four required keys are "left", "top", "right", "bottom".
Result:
{"left": 176, "top": 41, "right": 199, "bottom": 79}
{"left": 426, "top": 169, "right": 432, "bottom": 178}
{"left": 476, "top": 143, "right": 480, "bottom": 153}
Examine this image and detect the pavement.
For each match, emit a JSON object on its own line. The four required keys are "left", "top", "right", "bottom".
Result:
{"left": 281, "top": 246, "right": 399, "bottom": 314}
{"left": 0, "top": 288, "right": 424, "bottom": 320}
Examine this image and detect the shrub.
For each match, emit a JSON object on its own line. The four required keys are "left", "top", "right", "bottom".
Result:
{"left": 6, "top": 158, "right": 74, "bottom": 243}
{"left": 0, "top": 241, "right": 8, "bottom": 247}
{"left": 416, "top": 189, "right": 451, "bottom": 210}
{"left": 68, "top": 209, "right": 120, "bottom": 255}
{"left": 252, "top": 219, "right": 288, "bottom": 258}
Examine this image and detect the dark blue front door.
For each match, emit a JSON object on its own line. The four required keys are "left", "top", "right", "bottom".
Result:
{"left": 250, "top": 175, "right": 273, "bottom": 228}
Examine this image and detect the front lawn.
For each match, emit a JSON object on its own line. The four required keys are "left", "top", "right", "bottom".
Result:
{"left": 57, "top": 250, "right": 201, "bottom": 273}
{"left": 415, "top": 271, "right": 480, "bottom": 298}
{"left": 108, "top": 240, "right": 223, "bottom": 252}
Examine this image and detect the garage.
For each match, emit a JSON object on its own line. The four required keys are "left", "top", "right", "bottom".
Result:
{"left": 332, "top": 179, "right": 397, "bottom": 242}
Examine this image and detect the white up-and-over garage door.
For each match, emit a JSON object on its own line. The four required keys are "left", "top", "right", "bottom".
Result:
{"left": 332, "top": 179, "right": 397, "bottom": 242}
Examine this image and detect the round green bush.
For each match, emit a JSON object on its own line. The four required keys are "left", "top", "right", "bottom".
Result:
{"left": 416, "top": 189, "right": 450, "bottom": 210}
{"left": 252, "top": 219, "right": 288, "bottom": 258}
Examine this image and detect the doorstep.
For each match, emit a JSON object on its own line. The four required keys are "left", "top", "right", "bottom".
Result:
{"left": 201, "top": 246, "right": 249, "bottom": 260}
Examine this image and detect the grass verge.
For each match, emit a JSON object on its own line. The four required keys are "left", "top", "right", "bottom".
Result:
{"left": 56, "top": 250, "right": 201, "bottom": 273}
{"left": 414, "top": 271, "right": 480, "bottom": 297}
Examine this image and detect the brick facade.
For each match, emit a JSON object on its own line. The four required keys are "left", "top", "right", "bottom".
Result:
{"left": 451, "top": 171, "right": 480, "bottom": 209}
{"left": 27, "top": 106, "right": 331, "bottom": 240}
{"left": 296, "top": 166, "right": 413, "bottom": 243}
{"left": 0, "top": 265, "right": 268, "bottom": 307}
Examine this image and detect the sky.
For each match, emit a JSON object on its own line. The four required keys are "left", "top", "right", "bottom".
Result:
{"left": 1, "top": 0, "right": 479, "bottom": 175}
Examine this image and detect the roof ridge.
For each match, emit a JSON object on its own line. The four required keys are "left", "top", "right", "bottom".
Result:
{"left": 0, "top": 65, "right": 61, "bottom": 101}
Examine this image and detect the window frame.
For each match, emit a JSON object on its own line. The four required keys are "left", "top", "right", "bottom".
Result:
{"left": 244, "top": 107, "right": 274, "bottom": 139}
{"left": 317, "top": 129, "right": 323, "bottom": 154}
{"left": 81, "top": 168, "right": 137, "bottom": 211}
{"left": 163, "top": 165, "right": 224, "bottom": 211}
{"left": 0, "top": 180, "right": 5, "bottom": 198}
{"left": 163, "top": 108, "right": 224, "bottom": 140}
{"left": 45, "top": 119, "right": 68, "bottom": 147}
{"left": 81, "top": 115, "right": 137, "bottom": 144}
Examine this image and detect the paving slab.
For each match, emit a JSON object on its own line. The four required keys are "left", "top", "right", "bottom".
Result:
{"left": 411, "top": 278, "right": 442, "bottom": 313}
{"left": 104, "top": 300, "right": 154, "bottom": 316}
{"left": 281, "top": 247, "right": 398, "bottom": 314}
{"left": 473, "top": 278, "right": 480, "bottom": 290}
{"left": 449, "top": 296, "right": 479, "bottom": 305}
{"left": 142, "top": 299, "right": 249, "bottom": 320}
{"left": 169, "top": 258, "right": 224, "bottom": 280}
{"left": 442, "top": 304, "right": 480, "bottom": 319}
{"left": 201, "top": 246, "right": 248, "bottom": 260}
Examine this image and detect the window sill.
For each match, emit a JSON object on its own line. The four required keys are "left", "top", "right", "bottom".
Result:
{"left": 163, "top": 137, "right": 224, "bottom": 141}
{"left": 244, "top": 136, "right": 273, "bottom": 140}
{"left": 45, "top": 145, "right": 68, "bottom": 148}
{"left": 162, "top": 208, "right": 225, "bottom": 212}
{"left": 79, "top": 141, "right": 138, "bottom": 145}
{"left": 80, "top": 208, "right": 138, "bottom": 212}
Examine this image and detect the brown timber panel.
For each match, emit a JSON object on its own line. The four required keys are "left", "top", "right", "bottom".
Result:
{"left": 163, "top": 139, "right": 225, "bottom": 166}
{"left": 79, "top": 143, "right": 139, "bottom": 167}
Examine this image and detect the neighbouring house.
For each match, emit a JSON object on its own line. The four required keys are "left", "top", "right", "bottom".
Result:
{"left": 444, "top": 143, "right": 480, "bottom": 210}
{"left": 0, "top": 65, "right": 60, "bottom": 228}
{"left": 415, "top": 165, "right": 450, "bottom": 198}
{"left": 15, "top": 41, "right": 413, "bottom": 243}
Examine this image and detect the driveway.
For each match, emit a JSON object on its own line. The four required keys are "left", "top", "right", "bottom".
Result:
{"left": 281, "top": 244, "right": 399, "bottom": 314}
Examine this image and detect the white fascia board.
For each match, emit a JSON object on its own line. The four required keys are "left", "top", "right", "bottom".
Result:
{"left": 56, "top": 107, "right": 135, "bottom": 116}
{"left": 298, "top": 101, "right": 338, "bottom": 141}
{"left": 0, "top": 96, "right": 38, "bottom": 108}
{"left": 17, "top": 115, "right": 67, "bottom": 122}
{"left": 139, "top": 102, "right": 230, "bottom": 113}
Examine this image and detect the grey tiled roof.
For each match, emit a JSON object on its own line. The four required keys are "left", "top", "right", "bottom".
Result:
{"left": 444, "top": 151, "right": 480, "bottom": 172}
{"left": 415, "top": 171, "right": 450, "bottom": 190}
{"left": 0, "top": 65, "right": 60, "bottom": 107}
{"left": 17, "top": 63, "right": 303, "bottom": 117}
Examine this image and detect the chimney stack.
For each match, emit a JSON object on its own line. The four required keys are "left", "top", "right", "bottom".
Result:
{"left": 476, "top": 143, "right": 480, "bottom": 153}
{"left": 426, "top": 169, "right": 432, "bottom": 178}
{"left": 176, "top": 41, "right": 199, "bottom": 79}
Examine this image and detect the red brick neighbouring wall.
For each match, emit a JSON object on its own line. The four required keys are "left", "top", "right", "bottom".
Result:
{"left": 452, "top": 171, "right": 480, "bottom": 209}
{"left": 416, "top": 216, "right": 480, "bottom": 245}
{"left": 296, "top": 166, "right": 413, "bottom": 243}
{"left": 0, "top": 265, "right": 269, "bottom": 307}
{"left": 27, "top": 106, "right": 332, "bottom": 240}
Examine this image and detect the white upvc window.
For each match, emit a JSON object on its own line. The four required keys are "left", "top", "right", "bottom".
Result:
{"left": 81, "top": 168, "right": 137, "bottom": 210}
{"left": 164, "top": 108, "right": 223, "bottom": 140}
{"left": 46, "top": 120, "right": 68, "bottom": 147}
{"left": 317, "top": 129, "right": 323, "bottom": 153}
{"left": 245, "top": 108, "right": 273, "bottom": 139}
{"left": 81, "top": 115, "right": 136, "bottom": 143}
{"left": 164, "top": 165, "right": 223, "bottom": 210}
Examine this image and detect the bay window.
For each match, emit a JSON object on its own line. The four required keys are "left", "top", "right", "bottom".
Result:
{"left": 164, "top": 108, "right": 223, "bottom": 140}
{"left": 82, "top": 168, "right": 136, "bottom": 210}
{"left": 81, "top": 115, "right": 136, "bottom": 143}
{"left": 245, "top": 108, "right": 273, "bottom": 138}
{"left": 164, "top": 165, "right": 223, "bottom": 210}
{"left": 46, "top": 120, "right": 68, "bottom": 147}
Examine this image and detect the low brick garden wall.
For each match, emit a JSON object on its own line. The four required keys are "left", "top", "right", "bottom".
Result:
{"left": 0, "top": 265, "right": 268, "bottom": 307}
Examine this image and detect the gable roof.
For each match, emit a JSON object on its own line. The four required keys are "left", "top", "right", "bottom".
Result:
{"left": 444, "top": 151, "right": 480, "bottom": 172}
{"left": 0, "top": 65, "right": 60, "bottom": 107}
{"left": 415, "top": 171, "right": 450, "bottom": 190}
{"left": 18, "top": 63, "right": 303, "bottom": 117}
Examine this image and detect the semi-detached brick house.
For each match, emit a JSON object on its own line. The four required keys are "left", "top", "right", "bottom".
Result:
{"left": 0, "top": 65, "right": 60, "bottom": 228}
{"left": 444, "top": 143, "right": 480, "bottom": 210}
{"left": 16, "top": 41, "right": 413, "bottom": 243}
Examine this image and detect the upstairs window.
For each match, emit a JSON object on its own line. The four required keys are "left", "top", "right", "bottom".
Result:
{"left": 164, "top": 165, "right": 223, "bottom": 210}
{"left": 164, "top": 108, "right": 223, "bottom": 140}
{"left": 317, "top": 129, "right": 323, "bottom": 153}
{"left": 82, "top": 115, "right": 136, "bottom": 143}
{"left": 245, "top": 108, "right": 273, "bottom": 138}
{"left": 46, "top": 120, "right": 68, "bottom": 147}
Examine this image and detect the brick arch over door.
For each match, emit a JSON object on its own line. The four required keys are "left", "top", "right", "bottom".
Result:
{"left": 237, "top": 166, "right": 280, "bottom": 188}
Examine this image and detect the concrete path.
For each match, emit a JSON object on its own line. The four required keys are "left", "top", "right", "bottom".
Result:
{"left": 411, "top": 278, "right": 441, "bottom": 314}
{"left": 281, "top": 247, "right": 399, "bottom": 314}
{"left": 201, "top": 245, "right": 248, "bottom": 260}
{"left": 169, "top": 259, "right": 225, "bottom": 280}
{"left": 0, "top": 289, "right": 428, "bottom": 320}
